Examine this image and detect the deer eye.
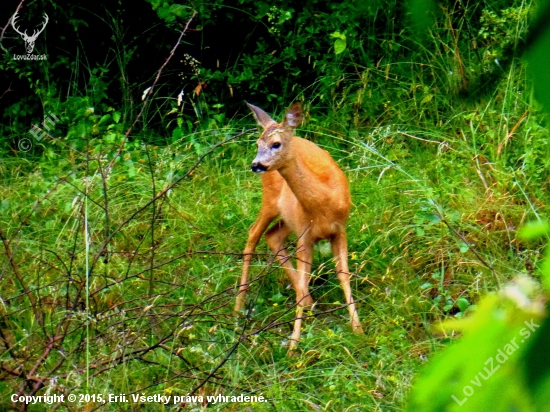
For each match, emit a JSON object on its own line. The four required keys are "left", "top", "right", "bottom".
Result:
{"left": 271, "top": 142, "right": 281, "bottom": 149}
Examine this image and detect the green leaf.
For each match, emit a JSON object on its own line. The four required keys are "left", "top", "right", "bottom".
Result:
{"left": 415, "top": 210, "right": 441, "bottom": 225}
{"left": 519, "top": 221, "right": 549, "bottom": 240}
{"left": 407, "top": 288, "right": 545, "bottom": 412}
{"left": 420, "top": 93, "right": 434, "bottom": 105}
{"left": 334, "top": 38, "right": 347, "bottom": 55}
{"left": 104, "top": 133, "right": 116, "bottom": 143}
{"left": 98, "top": 114, "right": 111, "bottom": 125}
{"left": 456, "top": 297, "right": 469, "bottom": 312}
{"left": 125, "top": 160, "right": 136, "bottom": 178}
{"left": 112, "top": 111, "right": 121, "bottom": 123}
{"left": 270, "top": 292, "right": 284, "bottom": 303}
{"left": 172, "top": 127, "right": 183, "bottom": 144}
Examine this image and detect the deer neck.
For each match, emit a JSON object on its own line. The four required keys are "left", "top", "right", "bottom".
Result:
{"left": 277, "top": 139, "right": 324, "bottom": 210}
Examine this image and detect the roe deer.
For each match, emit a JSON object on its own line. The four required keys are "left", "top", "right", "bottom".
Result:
{"left": 235, "top": 101, "right": 363, "bottom": 352}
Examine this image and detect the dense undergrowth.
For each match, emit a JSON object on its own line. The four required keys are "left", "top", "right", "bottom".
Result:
{"left": 1, "top": 0, "right": 549, "bottom": 410}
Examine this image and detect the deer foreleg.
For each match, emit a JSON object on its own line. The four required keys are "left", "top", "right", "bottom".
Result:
{"left": 236, "top": 211, "right": 276, "bottom": 312}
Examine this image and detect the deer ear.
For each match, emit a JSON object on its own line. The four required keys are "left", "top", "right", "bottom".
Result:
{"left": 246, "top": 102, "right": 275, "bottom": 128}
{"left": 283, "top": 102, "right": 303, "bottom": 129}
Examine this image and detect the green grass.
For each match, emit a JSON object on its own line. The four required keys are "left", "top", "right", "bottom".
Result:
{"left": 1, "top": 93, "right": 546, "bottom": 410}
{"left": 1, "top": 1, "right": 549, "bottom": 408}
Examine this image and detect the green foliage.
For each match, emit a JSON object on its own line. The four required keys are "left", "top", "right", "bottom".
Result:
{"left": 1, "top": 0, "right": 549, "bottom": 410}
{"left": 330, "top": 31, "right": 347, "bottom": 55}
{"left": 407, "top": 276, "right": 547, "bottom": 411}
{"left": 525, "top": 0, "right": 550, "bottom": 113}
{"left": 407, "top": 0, "right": 437, "bottom": 36}
{"left": 405, "top": 1, "right": 550, "bottom": 408}
{"left": 407, "top": 217, "right": 550, "bottom": 411}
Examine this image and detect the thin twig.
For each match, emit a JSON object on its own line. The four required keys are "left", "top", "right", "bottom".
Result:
{"left": 441, "top": 218, "right": 501, "bottom": 287}
{"left": 0, "top": 0, "right": 25, "bottom": 53}
{"left": 89, "top": 128, "right": 256, "bottom": 275}
{"left": 105, "top": 11, "right": 197, "bottom": 175}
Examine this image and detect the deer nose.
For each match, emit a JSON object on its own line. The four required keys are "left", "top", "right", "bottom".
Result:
{"left": 251, "top": 162, "right": 267, "bottom": 173}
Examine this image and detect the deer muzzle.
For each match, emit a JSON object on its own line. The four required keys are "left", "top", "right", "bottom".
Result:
{"left": 251, "top": 162, "right": 268, "bottom": 173}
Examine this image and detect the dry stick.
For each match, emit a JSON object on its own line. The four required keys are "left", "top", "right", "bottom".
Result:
{"left": 497, "top": 109, "right": 529, "bottom": 156}
{"left": 0, "top": 83, "right": 13, "bottom": 100}
{"left": 397, "top": 131, "right": 445, "bottom": 146}
{"left": 3, "top": 9, "right": 194, "bottom": 322}
{"left": 89, "top": 249, "right": 272, "bottom": 300}
{"left": 0, "top": 366, "right": 41, "bottom": 383}
{"left": 188, "top": 327, "right": 244, "bottom": 397}
{"left": 0, "top": 0, "right": 25, "bottom": 52}
{"left": 62, "top": 306, "right": 206, "bottom": 404}
{"left": 29, "top": 354, "right": 66, "bottom": 397}
{"left": 105, "top": 11, "right": 197, "bottom": 176}
{"left": 4, "top": 341, "right": 74, "bottom": 396}
{"left": 123, "top": 338, "right": 241, "bottom": 407}
{"left": 16, "top": 335, "right": 61, "bottom": 398}
{"left": 0, "top": 327, "right": 24, "bottom": 382}
{"left": 135, "top": 368, "right": 232, "bottom": 394}
{"left": 33, "top": 332, "right": 179, "bottom": 393}
{"left": 15, "top": 335, "right": 57, "bottom": 400}
{"left": 441, "top": 3, "right": 467, "bottom": 91}
{"left": 145, "top": 143, "right": 157, "bottom": 297}
{"left": 97, "top": 157, "right": 111, "bottom": 272}
{"left": 6, "top": 13, "right": 241, "bottom": 399}
{"left": 6, "top": 266, "right": 248, "bottom": 396}
{"left": 7, "top": 248, "right": 255, "bottom": 305}
{"left": 133, "top": 270, "right": 264, "bottom": 397}
{"left": 45, "top": 173, "right": 104, "bottom": 209}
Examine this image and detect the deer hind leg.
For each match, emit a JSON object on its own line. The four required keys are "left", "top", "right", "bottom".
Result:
{"left": 265, "top": 221, "right": 300, "bottom": 295}
{"left": 331, "top": 233, "right": 363, "bottom": 333}
{"left": 265, "top": 221, "right": 314, "bottom": 307}
{"left": 236, "top": 210, "right": 277, "bottom": 312}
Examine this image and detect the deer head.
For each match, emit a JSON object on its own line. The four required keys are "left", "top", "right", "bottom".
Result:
{"left": 11, "top": 12, "right": 49, "bottom": 54}
{"left": 247, "top": 102, "right": 303, "bottom": 173}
